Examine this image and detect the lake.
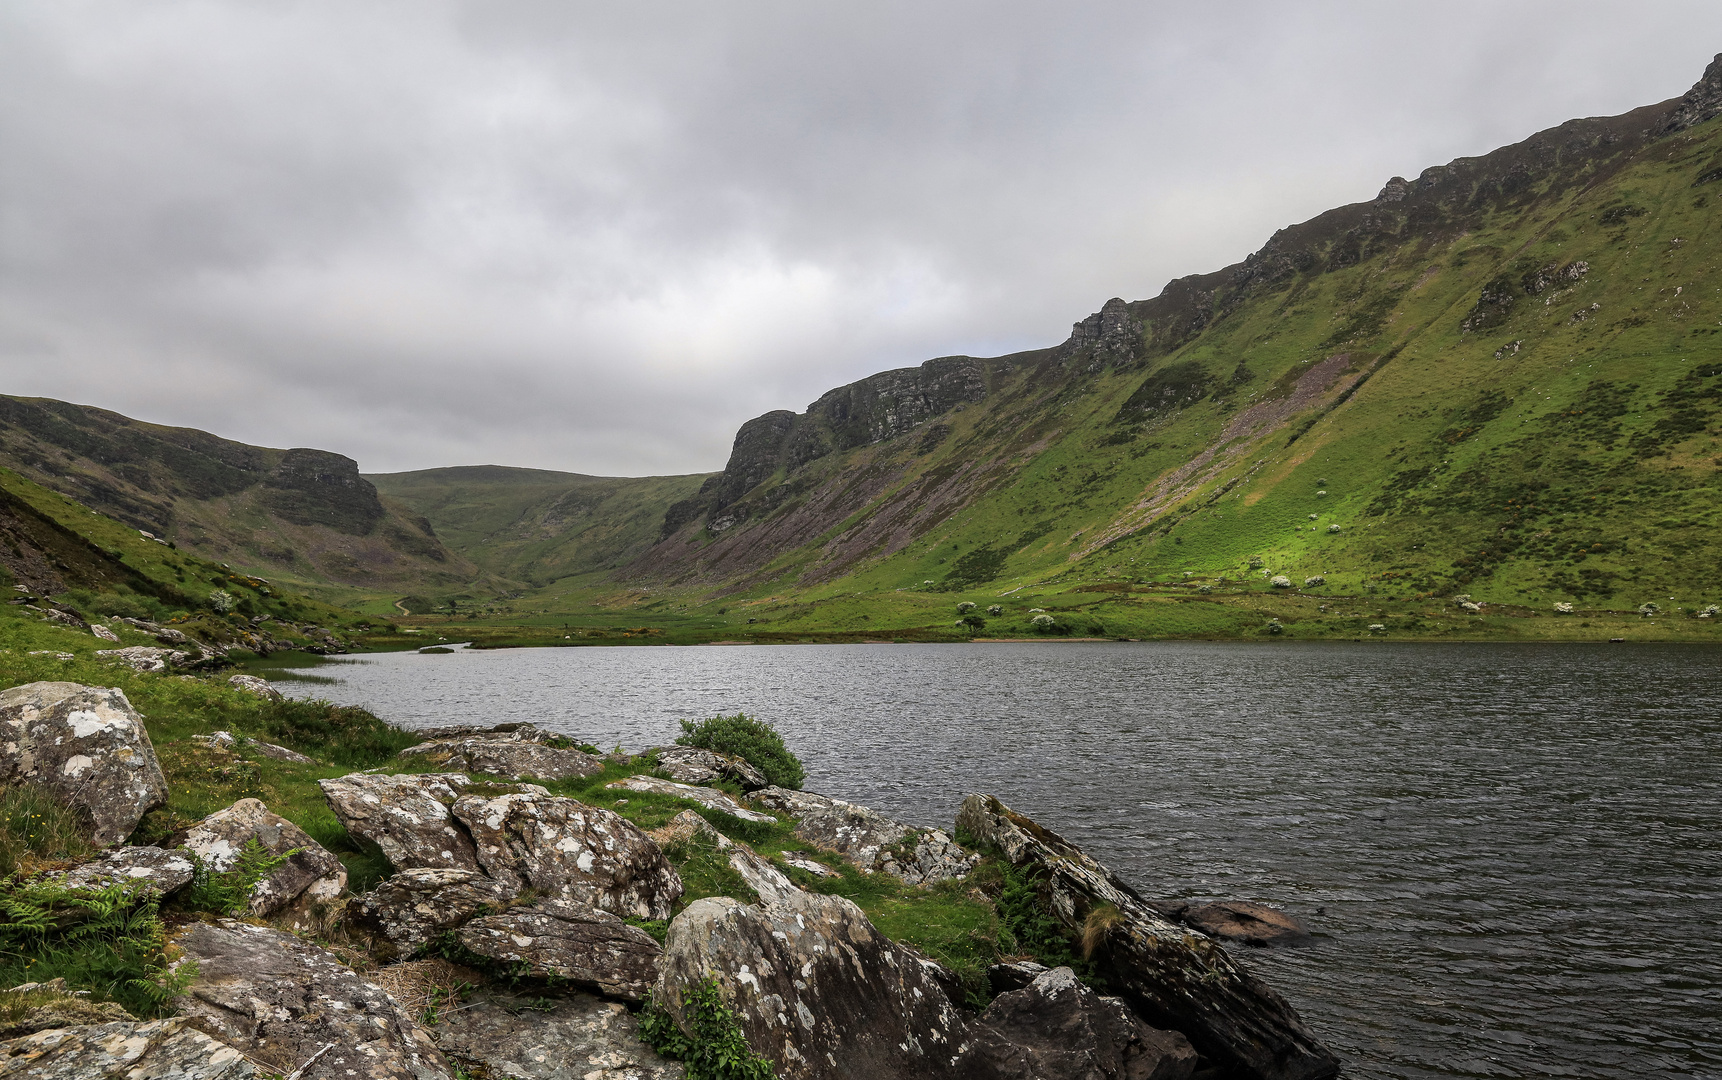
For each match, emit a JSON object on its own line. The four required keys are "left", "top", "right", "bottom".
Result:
{"left": 261, "top": 640, "right": 1722, "bottom": 1079}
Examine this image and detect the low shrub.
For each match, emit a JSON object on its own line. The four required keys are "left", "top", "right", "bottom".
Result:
{"left": 0, "top": 878, "right": 192, "bottom": 1017}
{"left": 638, "top": 977, "right": 776, "bottom": 1080}
{"left": 252, "top": 699, "right": 421, "bottom": 767}
{"left": 676, "top": 714, "right": 804, "bottom": 790}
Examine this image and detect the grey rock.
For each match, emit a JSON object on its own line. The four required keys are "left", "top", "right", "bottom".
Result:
{"left": 0, "top": 682, "right": 168, "bottom": 846}
{"left": 0, "top": 1017, "right": 256, "bottom": 1079}
{"left": 755, "top": 787, "right": 976, "bottom": 885}
{"left": 60, "top": 845, "right": 195, "bottom": 896}
{"left": 973, "top": 966, "right": 1197, "bottom": 1080}
{"left": 349, "top": 868, "right": 519, "bottom": 959}
{"left": 94, "top": 646, "right": 191, "bottom": 672}
{"left": 646, "top": 809, "right": 733, "bottom": 852}
{"left": 1664, "top": 51, "right": 1722, "bottom": 132}
{"left": 748, "top": 786, "right": 838, "bottom": 817}
{"left": 604, "top": 776, "right": 775, "bottom": 823}
{"left": 226, "top": 674, "right": 283, "bottom": 702}
{"left": 956, "top": 794, "right": 1339, "bottom": 1080}
{"left": 453, "top": 791, "right": 683, "bottom": 920}
{"left": 1180, "top": 902, "right": 1313, "bottom": 948}
{"left": 171, "top": 920, "right": 451, "bottom": 1080}
{"left": 90, "top": 624, "right": 121, "bottom": 644}
{"left": 401, "top": 735, "right": 604, "bottom": 781}
{"left": 173, "top": 799, "right": 346, "bottom": 929}
{"left": 880, "top": 828, "right": 979, "bottom": 887}
{"left": 429, "top": 990, "right": 683, "bottom": 1080}
{"left": 413, "top": 722, "right": 551, "bottom": 742}
{"left": 986, "top": 961, "right": 1050, "bottom": 996}
{"left": 319, "top": 772, "right": 481, "bottom": 872}
{"left": 39, "top": 609, "right": 87, "bottom": 632}
{"left": 457, "top": 900, "right": 662, "bottom": 1002}
{"left": 192, "top": 730, "right": 314, "bottom": 764}
{"left": 652, "top": 746, "right": 770, "bottom": 791}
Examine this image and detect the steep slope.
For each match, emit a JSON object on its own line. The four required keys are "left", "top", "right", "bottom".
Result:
{"left": 368, "top": 465, "right": 710, "bottom": 586}
{"left": 628, "top": 57, "right": 1722, "bottom": 614}
{"left": 0, "top": 396, "right": 487, "bottom": 599}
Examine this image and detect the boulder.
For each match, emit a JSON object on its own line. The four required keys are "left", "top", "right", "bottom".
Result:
{"left": 456, "top": 900, "right": 662, "bottom": 1002}
{"left": 452, "top": 791, "right": 683, "bottom": 920}
{"left": 59, "top": 845, "right": 195, "bottom": 895}
{"left": 986, "top": 961, "right": 1050, "bottom": 996}
{"left": 319, "top": 772, "right": 481, "bottom": 872}
{"left": 192, "top": 730, "right": 314, "bottom": 764}
{"left": 955, "top": 794, "right": 1339, "bottom": 1080}
{"left": 879, "top": 828, "right": 979, "bottom": 886}
{"left": 655, "top": 889, "right": 976, "bottom": 1080}
{"left": 793, "top": 804, "right": 975, "bottom": 886}
{"left": 0, "top": 1017, "right": 256, "bottom": 1079}
{"left": 0, "top": 682, "right": 168, "bottom": 846}
{"left": 749, "top": 786, "right": 838, "bottom": 817}
{"left": 90, "top": 624, "right": 121, "bottom": 644}
{"left": 1180, "top": 902, "right": 1312, "bottom": 948}
{"left": 652, "top": 746, "right": 770, "bottom": 790}
{"left": 604, "top": 775, "right": 776, "bottom": 823}
{"left": 400, "top": 730, "right": 604, "bottom": 781}
{"left": 173, "top": 799, "right": 346, "bottom": 928}
{"left": 94, "top": 646, "right": 192, "bottom": 672}
{"left": 972, "top": 966, "right": 1197, "bottom": 1080}
{"left": 348, "top": 867, "right": 519, "bottom": 959}
{"left": 226, "top": 674, "right": 283, "bottom": 702}
{"left": 429, "top": 990, "right": 683, "bottom": 1080}
{"left": 171, "top": 920, "right": 452, "bottom": 1080}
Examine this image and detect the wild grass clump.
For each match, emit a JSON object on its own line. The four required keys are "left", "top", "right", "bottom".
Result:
{"left": 676, "top": 714, "right": 804, "bottom": 790}
{"left": 0, "top": 787, "right": 94, "bottom": 878}
{"left": 0, "top": 878, "right": 191, "bottom": 1017}
{"left": 251, "top": 698, "right": 422, "bottom": 767}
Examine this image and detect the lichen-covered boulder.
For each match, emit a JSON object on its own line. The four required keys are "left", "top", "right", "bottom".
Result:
{"left": 400, "top": 731, "right": 604, "bottom": 781}
{"left": 452, "top": 791, "right": 682, "bottom": 920}
{"left": 192, "top": 730, "right": 314, "bottom": 764}
{"left": 972, "top": 966, "right": 1197, "bottom": 1080}
{"left": 59, "top": 845, "right": 195, "bottom": 895}
{"left": 227, "top": 674, "right": 283, "bottom": 702}
{"left": 0, "top": 682, "right": 168, "bottom": 846}
{"left": 456, "top": 900, "right": 662, "bottom": 1002}
{"left": 319, "top": 772, "right": 481, "bottom": 872}
{"left": 173, "top": 799, "right": 346, "bottom": 928}
{"left": 1180, "top": 902, "right": 1313, "bottom": 948}
{"left": 795, "top": 807, "right": 976, "bottom": 886}
{"left": 605, "top": 776, "right": 775, "bottom": 823}
{"left": 652, "top": 746, "right": 770, "bottom": 791}
{"left": 0, "top": 1017, "right": 256, "bottom": 1079}
{"left": 655, "top": 889, "right": 976, "bottom": 1080}
{"left": 171, "top": 920, "right": 452, "bottom": 1080}
{"left": 429, "top": 990, "right": 683, "bottom": 1080}
{"left": 748, "top": 786, "right": 838, "bottom": 817}
{"left": 956, "top": 794, "right": 1339, "bottom": 1080}
{"left": 348, "top": 868, "right": 519, "bottom": 959}
{"left": 93, "top": 646, "right": 193, "bottom": 672}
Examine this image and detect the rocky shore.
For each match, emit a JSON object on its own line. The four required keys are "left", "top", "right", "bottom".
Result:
{"left": 0, "top": 681, "right": 1339, "bottom": 1079}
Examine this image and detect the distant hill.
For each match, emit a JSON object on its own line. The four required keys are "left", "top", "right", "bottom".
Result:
{"left": 0, "top": 396, "right": 487, "bottom": 599}
{"left": 368, "top": 465, "right": 711, "bottom": 588}
{"left": 622, "top": 55, "right": 1722, "bottom": 612}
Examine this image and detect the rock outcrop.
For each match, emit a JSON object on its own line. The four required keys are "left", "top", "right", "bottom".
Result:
{"left": 319, "top": 772, "right": 481, "bottom": 872}
{"left": 956, "top": 795, "right": 1340, "bottom": 1080}
{"left": 452, "top": 791, "right": 683, "bottom": 919}
{"left": 971, "top": 966, "right": 1197, "bottom": 1080}
{"left": 400, "top": 728, "right": 604, "bottom": 781}
{"left": 173, "top": 798, "right": 346, "bottom": 928}
{"left": 456, "top": 900, "right": 663, "bottom": 1002}
{"left": 653, "top": 746, "right": 769, "bottom": 790}
{"left": 226, "top": 674, "right": 283, "bottom": 702}
{"left": 59, "top": 845, "right": 195, "bottom": 895}
{"left": 429, "top": 991, "right": 684, "bottom": 1080}
{"left": 348, "top": 867, "right": 519, "bottom": 959}
{"left": 752, "top": 787, "right": 976, "bottom": 885}
{"left": 0, "top": 1017, "right": 256, "bottom": 1079}
{"left": 94, "top": 645, "right": 197, "bottom": 672}
{"left": 191, "top": 729, "right": 313, "bottom": 763}
{"left": 605, "top": 775, "right": 776, "bottom": 823}
{"left": 172, "top": 920, "right": 452, "bottom": 1080}
{"left": 0, "top": 681, "right": 168, "bottom": 846}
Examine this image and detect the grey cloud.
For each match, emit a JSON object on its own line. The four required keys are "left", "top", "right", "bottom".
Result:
{"left": 4, "top": 1, "right": 1720, "bottom": 474}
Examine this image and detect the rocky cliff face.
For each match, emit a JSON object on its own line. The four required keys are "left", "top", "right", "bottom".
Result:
{"left": 260, "top": 448, "right": 386, "bottom": 535}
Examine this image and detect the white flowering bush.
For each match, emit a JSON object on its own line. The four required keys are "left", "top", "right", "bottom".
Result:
{"left": 1304, "top": 575, "right": 1325, "bottom": 587}
{"left": 1368, "top": 623, "right": 1386, "bottom": 633}
{"left": 986, "top": 605, "right": 1003, "bottom": 616}
{"left": 1699, "top": 605, "right": 1718, "bottom": 618}
{"left": 1553, "top": 602, "right": 1574, "bottom": 614}
{"left": 1030, "top": 614, "right": 1056, "bottom": 630}
{"left": 1327, "top": 524, "right": 1341, "bottom": 533}
{"left": 1266, "top": 618, "right": 1284, "bottom": 634}
{"left": 1269, "top": 575, "right": 1293, "bottom": 588}
{"left": 957, "top": 602, "right": 976, "bottom": 613}
{"left": 208, "top": 588, "right": 237, "bottom": 614}
{"left": 1638, "top": 603, "right": 1660, "bottom": 617}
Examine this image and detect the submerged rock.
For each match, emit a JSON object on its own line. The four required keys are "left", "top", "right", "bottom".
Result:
{"left": 652, "top": 746, "right": 770, "bottom": 790}
{"left": 0, "top": 1017, "right": 256, "bottom": 1079}
{"left": 319, "top": 772, "right": 481, "bottom": 872}
{"left": 453, "top": 790, "right": 683, "bottom": 919}
{"left": 173, "top": 798, "right": 346, "bottom": 928}
{"left": 605, "top": 775, "right": 776, "bottom": 823}
{"left": 348, "top": 867, "right": 519, "bottom": 959}
{"left": 456, "top": 900, "right": 662, "bottom": 1002}
{"left": 429, "top": 990, "right": 683, "bottom": 1080}
{"left": 956, "top": 794, "right": 1339, "bottom": 1080}
{"left": 0, "top": 681, "right": 168, "bottom": 846}
{"left": 974, "top": 966, "right": 1197, "bottom": 1080}
{"left": 171, "top": 920, "right": 452, "bottom": 1080}
{"left": 1180, "top": 901, "right": 1313, "bottom": 948}
{"left": 59, "top": 845, "right": 195, "bottom": 896}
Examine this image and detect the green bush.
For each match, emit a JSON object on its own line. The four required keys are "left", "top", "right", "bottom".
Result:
{"left": 0, "top": 878, "right": 192, "bottom": 1017}
{"left": 638, "top": 977, "right": 775, "bottom": 1080}
{"left": 676, "top": 714, "right": 804, "bottom": 790}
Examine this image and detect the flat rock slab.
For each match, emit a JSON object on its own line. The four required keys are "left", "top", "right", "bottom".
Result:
{"left": 605, "top": 776, "right": 776, "bottom": 823}
{"left": 974, "top": 966, "right": 1197, "bottom": 1080}
{"left": 1181, "top": 902, "right": 1313, "bottom": 948}
{"left": 59, "top": 845, "right": 195, "bottom": 896}
{"left": 172, "top": 920, "right": 452, "bottom": 1080}
{"left": 431, "top": 991, "right": 683, "bottom": 1080}
{"left": 454, "top": 791, "right": 683, "bottom": 920}
{"left": 320, "top": 772, "right": 481, "bottom": 872}
{"left": 173, "top": 798, "right": 346, "bottom": 928}
{"left": 652, "top": 747, "right": 769, "bottom": 791}
{"left": 0, "top": 1017, "right": 256, "bottom": 1079}
{"left": 400, "top": 738, "right": 604, "bottom": 782}
{"left": 350, "top": 867, "right": 520, "bottom": 959}
{"left": 749, "top": 786, "right": 838, "bottom": 817}
{"left": 457, "top": 900, "right": 662, "bottom": 1002}
{"left": 93, "top": 646, "right": 193, "bottom": 672}
{"left": 0, "top": 682, "right": 168, "bottom": 846}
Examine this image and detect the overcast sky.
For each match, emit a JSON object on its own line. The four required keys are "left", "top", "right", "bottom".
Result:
{"left": 4, "top": 3, "right": 1720, "bottom": 477}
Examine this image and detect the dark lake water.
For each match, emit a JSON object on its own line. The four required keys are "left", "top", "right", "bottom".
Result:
{"left": 263, "top": 640, "right": 1722, "bottom": 1079}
